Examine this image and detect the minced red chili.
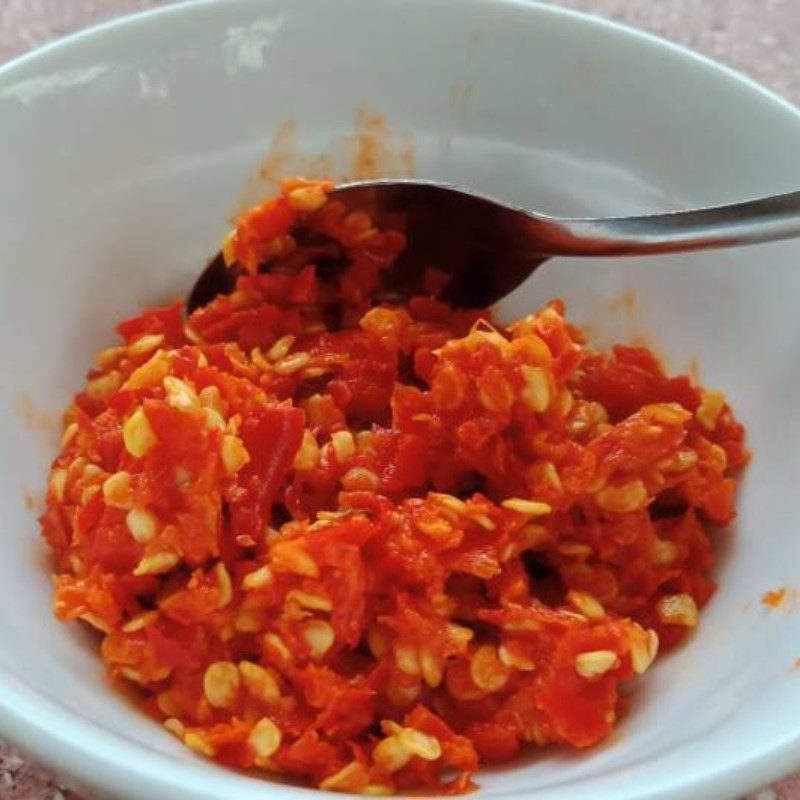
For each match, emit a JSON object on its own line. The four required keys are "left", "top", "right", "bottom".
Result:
{"left": 41, "top": 177, "right": 748, "bottom": 794}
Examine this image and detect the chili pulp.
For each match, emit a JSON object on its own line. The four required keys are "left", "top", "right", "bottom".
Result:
{"left": 41, "top": 177, "right": 748, "bottom": 794}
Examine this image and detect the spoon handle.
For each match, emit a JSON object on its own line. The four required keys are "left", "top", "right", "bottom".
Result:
{"left": 539, "top": 189, "right": 800, "bottom": 256}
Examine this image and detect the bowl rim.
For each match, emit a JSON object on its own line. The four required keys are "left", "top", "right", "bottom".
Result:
{"left": 1, "top": 1, "right": 800, "bottom": 798}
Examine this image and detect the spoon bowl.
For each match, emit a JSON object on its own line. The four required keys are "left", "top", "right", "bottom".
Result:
{"left": 189, "top": 180, "right": 800, "bottom": 311}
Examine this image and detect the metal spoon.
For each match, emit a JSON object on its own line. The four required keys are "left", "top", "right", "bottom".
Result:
{"left": 188, "top": 180, "right": 800, "bottom": 311}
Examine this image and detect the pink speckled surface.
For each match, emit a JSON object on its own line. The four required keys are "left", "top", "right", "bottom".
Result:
{"left": 1, "top": 2, "right": 798, "bottom": 799}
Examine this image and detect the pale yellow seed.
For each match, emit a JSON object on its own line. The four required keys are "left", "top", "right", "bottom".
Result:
{"left": 471, "top": 512, "right": 496, "bottom": 531}
{"left": 94, "top": 345, "right": 126, "bottom": 370}
{"left": 288, "top": 185, "right": 327, "bottom": 212}
{"left": 301, "top": 366, "right": 330, "bottom": 380}
{"left": 214, "top": 562, "right": 233, "bottom": 607}
{"left": 648, "top": 403, "right": 692, "bottom": 425}
{"left": 81, "top": 463, "right": 104, "bottom": 481}
{"left": 502, "top": 618, "right": 539, "bottom": 633}
{"left": 123, "top": 408, "right": 158, "bottom": 457}
{"left": 163, "top": 376, "right": 198, "bottom": 410}
{"left": 287, "top": 589, "right": 333, "bottom": 612}
{"left": 521, "top": 723, "right": 547, "bottom": 746}
{"left": 501, "top": 498, "right": 552, "bottom": 517}
{"left": 292, "top": 430, "right": 319, "bottom": 470}
{"left": 103, "top": 470, "right": 133, "bottom": 509}
{"left": 658, "top": 448, "right": 699, "bottom": 473}
{"left": 271, "top": 541, "right": 319, "bottom": 578}
{"left": 302, "top": 320, "right": 328, "bottom": 336}
{"left": 183, "top": 323, "right": 203, "bottom": 344}
{"left": 184, "top": 731, "right": 216, "bottom": 757}
{"left": 250, "top": 347, "right": 271, "bottom": 373}
{"left": 419, "top": 649, "right": 443, "bottom": 688}
{"left": 557, "top": 541, "right": 592, "bottom": 557}
{"left": 243, "top": 565, "right": 274, "bottom": 591}
{"left": 519, "top": 523, "right": 550, "bottom": 550}
{"left": 398, "top": 727, "right": 442, "bottom": 761}
{"left": 394, "top": 645, "right": 421, "bottom": 676}
{"left": 341, "top": 467, "right": 381, "bottom": 492}
{"left": 50, "top": 468, "right": 68, "bottom": 503}
{"left": 234, "top": 606, "right": 264, "bottom": 633}
{"left": 302, "top": 619, "right": 335, "bottom": 659}
{"left": 647, "top": 628, "right": 660, "bottom": 662}
{"left": 355, "top": 430, "right": 375, "bottom": 453}
{"left": 433, "top": 593, "right": 457, "bottom": 616}
{"left": 203, "top": 407, "right": 226, "bottom": 431}
{"left": 386, "top": 681, "right": 421, "bottom": 706}
{"left": 477, "top": 383, "right": 504, "bottom": 412}
{"left": 175, "top": 465, "right": 192, "bottom": 487}
{"left": 575, "top": 649, "right": 620, "bottom": 678}
{"left": 263, "top": 632, "right": 294, "bottom": 665}
{"left": 709, "top": 443, "right": 728, "bottom": 471}
{"left": 79, "top": 612, "right": 111, "bottom": 633}
{"left": 497, "top": 643, "right": 536, "bottom": 671}
{"left": 470, "top": 645, "right": 511, "bottom": 692}
{"left": 274, "top": 352, "right": 311, "bottom": 375}
{"left": 446, "top": 623, "right": 475, "bottom": 649}
{"left": 80, "top": 485, "right": 101, "bottom": 505}
{"left": 199, "top": 385, "right": 224, "bottom": 413}
{"left": 163, "top": 717, "right": 185, "bottom": 738}
{"left": 596, "top": 479, "right": 648, "bottom": 514}
{"left": 128, "top": 333, "right": 164, "bottom": 358}
{"left": 472, "top": 323, "right": 511, "bottom": 353}
{"left": 133, "top": 551, "right": 179, "bottom": 576}
{"left": 221, "top": 434, "right": 250, "bottom": 475}
{"left": 119, "top": 667, "right": 145, "bottom": 684}
{"left": 123, "top": 351, "right": 169, "bottom": 390}
{"left": 657, "top": 593, "right": 699, "bottom": 627}
{"left": 69, "top": 554, "right": 86, "bottom": 576}
{"left": 630, "top": 628, "right": 659, "bottom": 674}
{"left": 156, "top": 690, "right": 180, "bottom": 717}
{"left": 122, "top": 610, "right": 158, "bottom": 633}
{"left": 372, "top": 735, "right": 412, "bottom": 773}
{"left": 567, "top": 590, "right": 606, "bottom": 620}
{"left": 330, "top": 430, "right": 356, "bottom": 464}
{"left": 203, "top": 661, "right": 241, "bottom": 709}
{"left": 541, "top": 460, "right": 563, "bottom": 492}
{"left": 221, "top": 230, "right": 237, "bottom": 266}
{"left": 60, "top": 422, "right": 79, "bottom": 449}
{"left": 319, "top": 761, "right": 367, "bottom": 792}
{"left": 432, "top": 493, "right": 467, "bottom": 514}
{"left": 239, "top": 661, "right": 281, "bottom": 704}
{"left": 520, "top": 365, "right": 550, "bottom": 412}
{"left": 696, "top": 389, "right": 726, "bottom": 431}
{"left": 558, "top": 388, "right": 575, "bottom": 417}
{"left": 367, "top": 626, "right": 389, "bottom": 659}
{"left": 267, "top": 334, "right": 296, "bottom": 362}
{"left": 229, "top": 289, "right": 248, "bottom": 308}
{"left": 652, "top": 538, "right": 678, "bottom": 565}
{"left": 126, "top": 507, "right": 158, "bottom": 543}
{"left": 86, "top": 370, "right": 122, "bottom": 400}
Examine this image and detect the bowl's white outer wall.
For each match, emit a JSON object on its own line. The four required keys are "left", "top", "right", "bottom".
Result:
{"left": 1, "top": 1, "right": 800, "bottom": 798}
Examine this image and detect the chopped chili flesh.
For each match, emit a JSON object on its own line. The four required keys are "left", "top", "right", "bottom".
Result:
{"left": 41, "top": 178, "right": 748, "bottom": 793}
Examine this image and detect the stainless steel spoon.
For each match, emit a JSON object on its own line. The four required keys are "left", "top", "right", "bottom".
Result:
{"left": 188, "top": 180, "right": 800, "bottom": 311}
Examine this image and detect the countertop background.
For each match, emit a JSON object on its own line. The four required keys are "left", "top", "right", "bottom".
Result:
{"left": 0, "top": 1, "right": 797, "bottom": 799}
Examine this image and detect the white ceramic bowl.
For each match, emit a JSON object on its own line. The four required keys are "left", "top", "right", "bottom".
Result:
{"left": 2, "top": 2, "right": 800, "bottom": 798}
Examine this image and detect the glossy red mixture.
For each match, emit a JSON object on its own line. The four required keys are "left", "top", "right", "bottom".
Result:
{"left": 41, "top": 178, "right": 748, "bottom": 794}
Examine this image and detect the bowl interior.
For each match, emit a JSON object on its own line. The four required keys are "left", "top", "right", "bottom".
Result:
{"left": 1, "top": 1, "right": 800, "bottom": 798}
